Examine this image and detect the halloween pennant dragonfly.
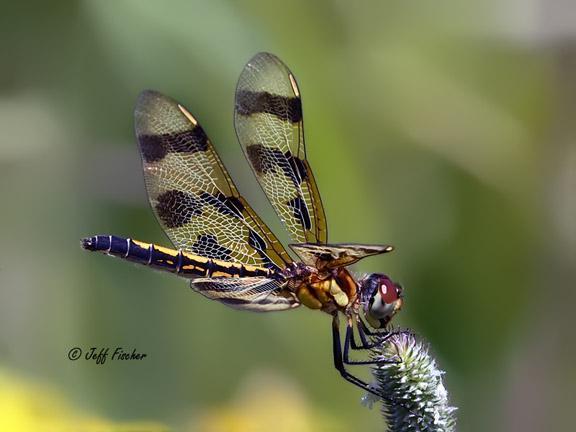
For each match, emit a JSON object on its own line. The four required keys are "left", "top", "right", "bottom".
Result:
{"left": 82, "top": 52, "right": 404, "bottom": 400}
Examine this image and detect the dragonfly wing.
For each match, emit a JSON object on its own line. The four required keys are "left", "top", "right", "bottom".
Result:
{"left": 234, "top": 52, "right": 327, "bottom": 245}
{"left": 289, "top": 243, "right": 394, "bottom": 269}
{"left": 190, "top": 277, "right": 299, "bottom": 311}
{"left": 135, "top": 90, "right": 292, "bottom": 271}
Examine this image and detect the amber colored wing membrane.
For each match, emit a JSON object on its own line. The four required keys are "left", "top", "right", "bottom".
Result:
{"left": 234, "top": 52, "right": 327, "bottom": 245}
{"left": 190, "top": 277, "right": 299, "bottom": 311}
{"left": 134, "top": 90, "right": 292, "bottom": 271}
{"left": 290, "top": 243, "right": 394, "bottom": 270}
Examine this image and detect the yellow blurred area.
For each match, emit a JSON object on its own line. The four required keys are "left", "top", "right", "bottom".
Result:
{"left": 0, "top": 367, "right": 345, "bottom": 432}
{"left": 0, "top": 369, "right": 168, "bottom": 432}
{"left": 191, "top": 371, "right": 345, "bottom": 432}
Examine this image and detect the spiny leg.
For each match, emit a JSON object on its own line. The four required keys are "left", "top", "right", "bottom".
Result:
{"left": 350, "top": 314, "right": 393, "bottom": 350}
{"left": 331, "top": 314, "right": 390, "bottom": 397}
{"left": 349, "top": 314, "right": 376, "bottom": 349}
{"left": 344, "top": 317, "right": 399, "bottom": 365}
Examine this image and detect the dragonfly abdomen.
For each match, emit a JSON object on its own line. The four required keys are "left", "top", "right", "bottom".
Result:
{"left": 81, "top": 235, "right": 273, "bottom": 279}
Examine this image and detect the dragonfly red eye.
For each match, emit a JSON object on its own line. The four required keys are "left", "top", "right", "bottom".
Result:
{"left": 379, "top": 277, "right": 399, "bottom": 304}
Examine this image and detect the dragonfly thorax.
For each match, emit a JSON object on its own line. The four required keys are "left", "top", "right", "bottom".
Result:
{"left": 288, "top": 266, "right": 358, "bottom": 313}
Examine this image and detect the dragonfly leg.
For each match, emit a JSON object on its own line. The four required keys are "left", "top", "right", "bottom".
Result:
{"left": 349, "top": 315, "right": 375, "bottom": 349}
{"left": 358, "top": 313, "right": 413, "bottom": 340}
{"left": 344, "top": 317, "right": 400, "bottom": 365}
{"left": 331, "top": 314, "right": 390, "bottom": 395}
{"left": 350, "top": 315, "right": 396, "bottom": 350}
{"left": 357, "top": 312, "right": 391, "bottom": 336}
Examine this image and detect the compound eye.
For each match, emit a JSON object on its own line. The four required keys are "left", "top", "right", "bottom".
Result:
{"left": 379, "top": 278, "right": 399, "bottom": 304}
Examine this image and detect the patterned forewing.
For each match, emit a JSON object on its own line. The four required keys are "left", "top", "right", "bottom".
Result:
{"left": 234, "top": 52, "right": 327, "bottom": 244}
{"left": 134, "top": 90, "right": 292, "bottom": 271}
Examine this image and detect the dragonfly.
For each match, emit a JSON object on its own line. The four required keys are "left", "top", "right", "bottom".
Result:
{"left": 82, "top": 52, "right": 404, "bottom": 400}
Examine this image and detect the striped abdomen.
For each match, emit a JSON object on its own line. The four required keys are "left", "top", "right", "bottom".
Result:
{"left": 81, "top": 235, "right": 274, "bottom": 279}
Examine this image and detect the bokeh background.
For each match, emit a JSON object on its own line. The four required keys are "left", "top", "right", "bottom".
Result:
{"left": 1, "top": 1, "right": 575, "bottom": 431}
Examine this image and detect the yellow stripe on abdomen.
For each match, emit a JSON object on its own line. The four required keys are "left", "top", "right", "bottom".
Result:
{"left": 82, "top": 235, "right": 274, "bottom": 279}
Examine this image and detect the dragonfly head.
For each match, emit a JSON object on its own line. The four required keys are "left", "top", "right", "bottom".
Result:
{"left": 360, "top": 273, "right": 403, "bottom": 329}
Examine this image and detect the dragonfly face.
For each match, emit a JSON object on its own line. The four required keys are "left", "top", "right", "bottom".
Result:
{"left": 360, "top": 273, "right": 404, "bottom": 329}
{"left": 82, "top": 52, "right": 404, "bottom": 403}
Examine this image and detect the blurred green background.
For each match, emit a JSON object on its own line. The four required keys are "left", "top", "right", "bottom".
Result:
{"left": 1, "top": 1, "right": 575, "bottom": 431}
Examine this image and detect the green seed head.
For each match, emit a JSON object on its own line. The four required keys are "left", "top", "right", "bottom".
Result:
{"left": 362, "top": 332, "right": 457, "bottom": 432}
